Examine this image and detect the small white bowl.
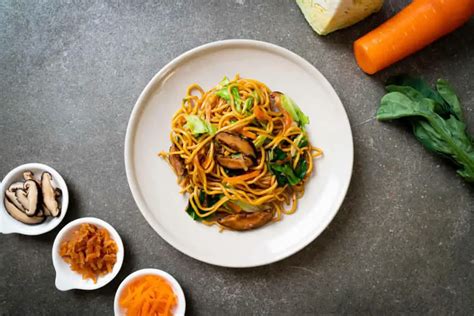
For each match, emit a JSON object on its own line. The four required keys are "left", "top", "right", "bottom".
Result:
{"left": 0, "top": 163, "right": 69, "bottom": 235}
{"left": 52, "top": 217, "right": 124, "bottom": 291}
{"left": 114, "top": 268, "right": 186, "bottom": 316}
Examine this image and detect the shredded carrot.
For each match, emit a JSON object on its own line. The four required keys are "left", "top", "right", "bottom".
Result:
{"left": 240, "top": 129, "right": 257, "bottom": 140}
{"left": 354, "top": 0, "right": 474, "bottom": 74}
{"left": 59, "top": 223, "right": 118, "bottom": 283}
{"left": 223, "top": 170, "right": 260, "bottom": 184}
{"left": 282, "top": 110, "right": 293, "bottom": 129}
{"left": 226, "top": 201, "right": 242, "bottom": 213}
{"left": 120, "top": 275, "right": 177, "bottom": 316}
{"left": 253, "top": 105, "right": 271, "bottom": 122}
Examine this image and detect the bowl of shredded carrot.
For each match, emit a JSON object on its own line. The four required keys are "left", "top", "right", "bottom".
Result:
{"left": 52, "top": 217, "right": 124, "bottom": 291}
{"left": 114, "top": 268, "right": 186, "bottom": 316}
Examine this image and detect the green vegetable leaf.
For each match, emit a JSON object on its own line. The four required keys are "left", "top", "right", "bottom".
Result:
{"left": 269, "top": 147, "right": 287, "bottom": 162}
{"left": 294, "top": 159, "right": 308, "bottom": 179}
{"left": 186, "top": 191, "right": 221, "bottom": 221}
{"left": 215, "top": 76, "right": 232, "bottom": 100}
{"left": 376, "top": 92, "right": 434, "bottom": 121}
{"left": 281, "top": 95, "right": 310, "bottom": 128}
{"left": 218, "top": 76, "right": 230, "bottom": 87}
{"left": 377, "top": 76, "right": 474, "bottom": 182}
{"left": 387, "top": 75, "right": 452, "bottom": 116}
{"left": 269, "top": 156, "right": 307, "bottom": 186}
{"left": 293, "top": 134, "right": 309, "bottom": 149}
{"left": 269, "top": 163, "right": 300, "bottom": 186}
{"left": 388, "top": 75, "right": 446, "bottom": 108}
{"left": 253, "top": 135, "right": 267, "bottom": 148}
{"left": 386, "top": 85, "right": 426, "bottom": 102}
{"left": 184, "top": 115, "right": 217, "bottom": 136}
{"left": 215, "top": 88, "right": 230, "bottom": 101}
{"left": 233, "top": 200, "right": 261, "bottom": 212}
{"left": 251, "top": 90, "right": 260, "bottom": 103}
{"left": 215, "top": 80, "right": 242, "bottom": 112}
{"left": 436, "top": 79, "right": 463, "bottom": 121}
{"left": 231, "top": 86, "right": 242, "bottom": 112}
{"left": 242, "top": 97, "right": 254, "bottom": 114}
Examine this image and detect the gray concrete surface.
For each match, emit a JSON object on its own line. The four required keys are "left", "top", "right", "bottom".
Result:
{"left": 1, "top": 0, "right": 473, "bottom": 315}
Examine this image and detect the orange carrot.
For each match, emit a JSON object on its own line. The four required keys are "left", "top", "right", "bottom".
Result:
{"left": 226, "top": 201, "right": 242, "bottom": 213}
{"left": 240, "top": 129, "right": 257, "bottom": 139}
{"left": 254, "top": 105, "right": 271, "bottom": 122}
{"left": 354, "top": 0, "right": 474, "bottom": 74}
{"left": 282, "top": 110, "right": 293, "bottom": 129}
{"left": 224, "top": 170, "right": 260, "bottom": 184}
{"left": 119, "top": 275, "right": 177, "bottom": 316}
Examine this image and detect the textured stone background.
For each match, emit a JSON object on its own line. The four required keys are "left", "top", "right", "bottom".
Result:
{"left": 1, "top": 0, "right": 473, "bottom": 315}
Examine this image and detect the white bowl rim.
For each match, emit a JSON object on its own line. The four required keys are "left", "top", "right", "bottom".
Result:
{"left": 52, "top": 217, "right": 125, "bottom": 291}
{"left": 124, "top": 39, "right": 354, "bottom": 267}
{"left": 113, "top": 268, "right": 186, "bottom": 316}
{"left": 0, "top": 162, "right": 69, "bottom": 235}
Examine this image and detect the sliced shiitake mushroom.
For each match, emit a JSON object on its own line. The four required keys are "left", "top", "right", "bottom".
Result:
{"left": 23, "top": 170, "right": 34, "bottom": 181}
{"left": 270, "top": 91, "right": 283, "bottom": 110}
{"left": 169, "top": 144, "right": 186, "bottom": 176}
{"left": 42, "top": 203, "right": 52, "bottom": 217}
{"left": 36, "top": 208, "right": 44, "bottom": 217}
{"left": 15, "top": 189, "right": 30, "bottom": 213}
{"left": 8, "top": 182, "right": 24, "bottom": 192}
{"left": 218, "top": 210, "right": 273, "bottom": 231}
{"left": 216, "top": 154, "right": 254, "bottom": 170}
{"left": 215, "top": 132, "right": 256, "bottom": 158}
{"left": 23, "top": 170, "right": 43, "bottom": 187}
{"left": 23, "top": 180, "right": 40, "bottom": 216}
{"left": 4, "top": 197, "right": 45, "bottom": 225}
{"left": 41, "top": 172, "right": 60, "bottom": 217}
{"left": 5, "top": 190, "right": 27, "bottom": 213}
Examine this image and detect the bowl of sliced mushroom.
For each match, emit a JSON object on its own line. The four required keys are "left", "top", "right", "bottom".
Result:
{"left": 0, "top": 163, "right": 68, "bottom": 235}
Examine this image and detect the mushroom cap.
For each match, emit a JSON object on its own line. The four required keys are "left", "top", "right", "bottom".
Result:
{"left": 41, "top": 172, "right": 61, "bottom": 217}
{"left": 216, "top": 154, "right": 254, "bottom": 170}
{"left": 218, "top": 211, "right": 273, "bottom": 231}
{"left": 169, "top": 144, "right": 186, "bottom": 176}
{"left": 23, "top": 180, "right": 40, "bottom": 216}
{"left": 215, "top": 132, "right": 256, "bottom": 158}
{"left": 4, "top": 197, "right": 45, "bottom": 225}
{"left": 5, "top": 190, "right": 27, "bottom": 213}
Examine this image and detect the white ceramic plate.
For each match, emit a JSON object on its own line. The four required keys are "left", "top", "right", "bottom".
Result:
{"left": 125, "top": 39, "right": 353, "bottom": 267}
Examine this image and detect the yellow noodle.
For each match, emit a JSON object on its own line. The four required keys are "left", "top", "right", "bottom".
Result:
{"left": 161, "top": 76, "right": 321, "bottom": 230}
